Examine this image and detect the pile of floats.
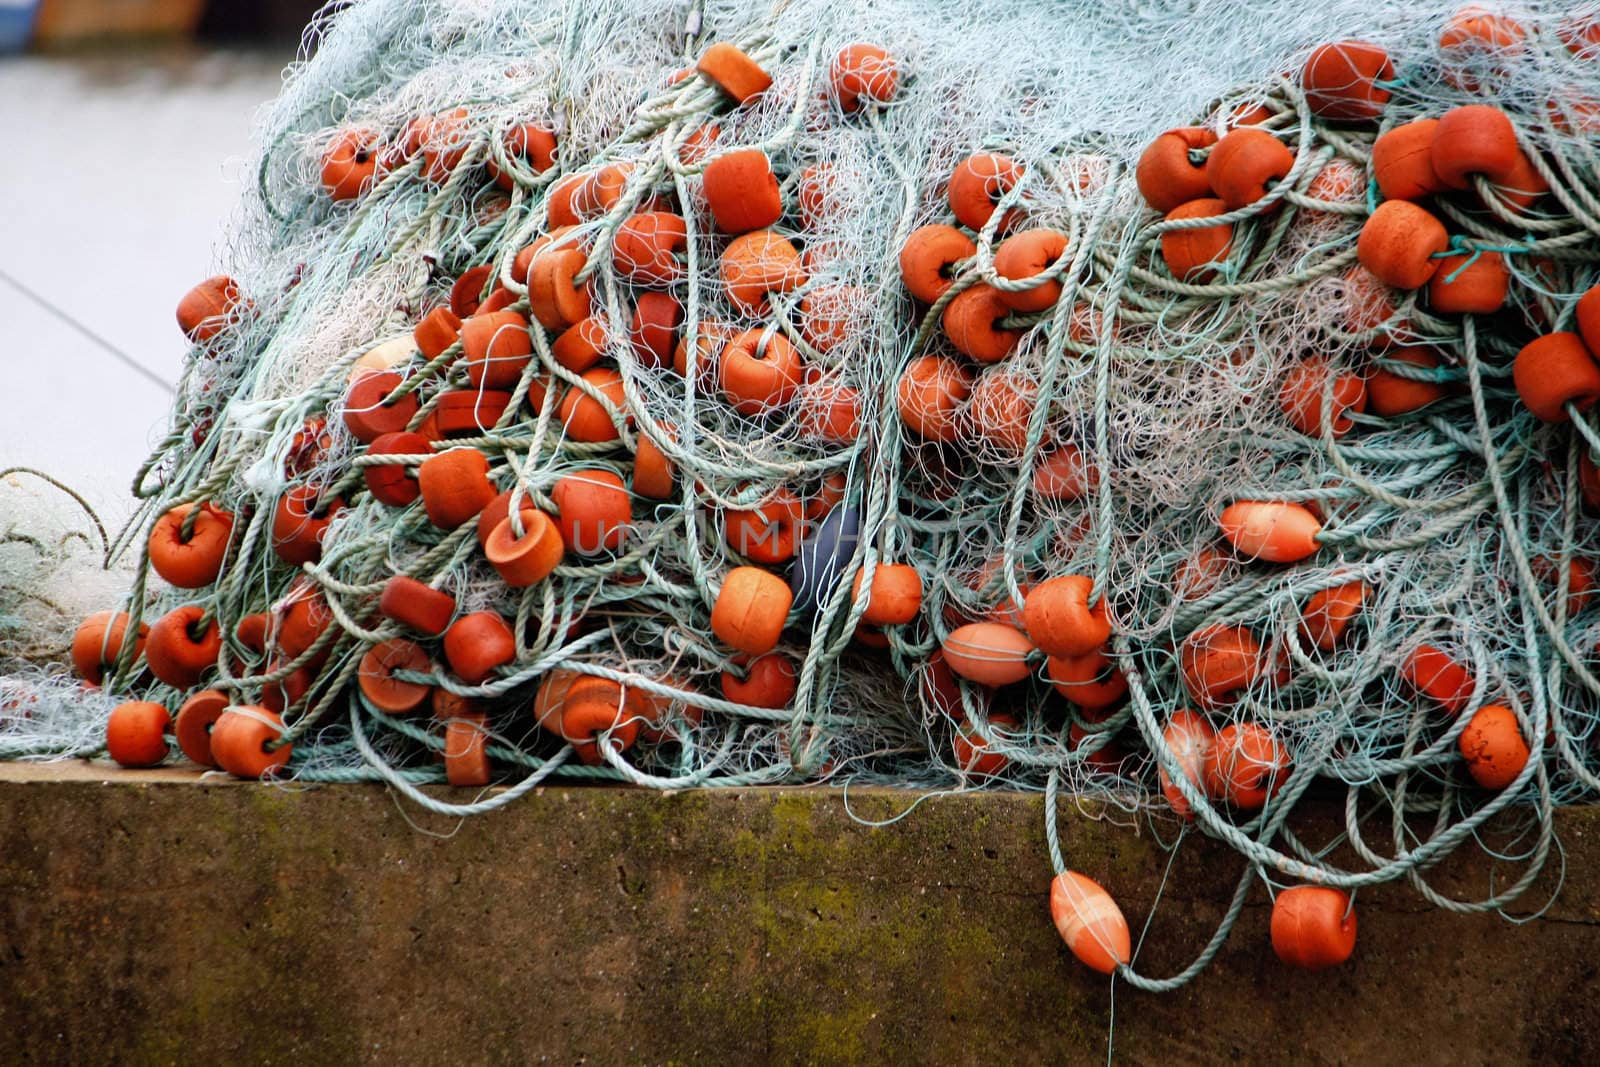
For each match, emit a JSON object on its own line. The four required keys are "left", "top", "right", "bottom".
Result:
{"left": 53, "top": 2, "right": 1600, "bottom": 985}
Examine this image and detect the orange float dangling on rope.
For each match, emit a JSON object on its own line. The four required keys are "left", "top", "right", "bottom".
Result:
{"left": 1049, "top": 871, "right": 1131, "bottom": 975}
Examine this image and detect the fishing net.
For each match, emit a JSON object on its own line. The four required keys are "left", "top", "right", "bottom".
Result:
{"left": 6, "top": 0, "right": 1600, "bottom": 986}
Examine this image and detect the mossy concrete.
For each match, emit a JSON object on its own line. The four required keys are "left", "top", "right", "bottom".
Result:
{"left": 1, "top": 763, "right": 1597, "bottom": 1064}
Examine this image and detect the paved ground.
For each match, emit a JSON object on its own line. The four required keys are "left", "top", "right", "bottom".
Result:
{"left": 0, "top": 47, "right": 286, "bottom": 527}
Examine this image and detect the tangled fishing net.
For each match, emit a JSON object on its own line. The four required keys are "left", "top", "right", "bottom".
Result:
{"left": 6, "top": 0, "right": 1600, "bottom": 985}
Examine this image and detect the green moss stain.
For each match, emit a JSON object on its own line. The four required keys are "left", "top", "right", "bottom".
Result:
{"left": 645, "top": 790, "right": 1086, "bottom": 1062}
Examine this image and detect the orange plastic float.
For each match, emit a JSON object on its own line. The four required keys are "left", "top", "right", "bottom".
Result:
{"left": 321, "top": 128, "right": 380, "bottom": 200}
{"left": 1459, "top": 703, "right": 1530, "bottom": 790}
{"left": 1180, "top": 623, "right": 1267, "bottom": 708}
{"left": 1428, "top": 251, "right": 1508, "bottom": 314}
{"left": 1135, "top": 127, "right": 1216, "bottom": 213}
{"left": 485, "top": 508, "right": 565, "bottom": 585}
{"left": 1372, "top": 119, "right": 1443, "bottom": 201}
{"left": 1161, "top": 198, "right": 1233, "bottom": 282}
{"left": 430, "top": 687, "right": 478, "bottom": 724}
{"left": 633, "top": 428, "right": 676, "bottom": 499}
{"left": 209, "top": 706, "right": 292, "bottom": 779}
{"left": 261, "top": 662, "right": 314, "bottom": 716}
{"left": 992, "top": 228, "right": 1068, "bottom": 312}
{"left": 551, "top": 470, "right": 631, "bottom": 556}
{"left": 1045, "top": 649, "right": 1127, "bottom": 710}
{"left": 1049, "top": 871, "right": 1131, "bottom": 975}
{"left": 461, "top": 311, "right": 534, "bottom": 388}
{"left": 546, "top": 173, "right": 587, "bottom": 227}
{"left": 144, "top": 605, "right": 221, "bottom": 689}
{"left": 1560, "top": 11, "right": 1600, "bottom": 57}
{"left": 725, "top": 487, "right": 804, "bottom": 564}
{"left": 513, "top": 226, "right": 583, "bottom": 283}
{"left": 1022, "top": 575, "right": 1110, "bottom": 659}
{"left": 942, "top": 284, "right": 1024, "bottom": 363}
{"left": 559, "top": 367, "right": 630, "bottom": 443}
{"left": 952, "top": 713, "right": 1018, "bottom": 777}
{"left": 829, "top": 44, "right": 897, "bottom": 112}
{"left": 1032, "top": 444, "right": 1096, "bottom": 501}
{"left": 234, "top": 612, "right": 270, "bottom": 656}
{"left": 965, "top": 369, "right": 1037, "bottom": 456}
{"left": 1578, "top": 285, "right": 1600, "bottom": 356}
{"left": 587, "top": 163, "right": 639, "bottom": 217}
{"left": 851, "top": 563, "right": 923, "bottom": 626}
{"left": 1159, "top": 709, "right": 1216, "bottom": 819}
{"left": 899, "top": 224, "right": 976, "bottom": 304}
{"left": 1301, "top": 40, "right": 1393, "bottom": 121}
{"left": 1531, "top": 556, "right": 1599, "bottom": 618}
{"left": 343, "top": 371, "right": 420, "bottom": 442}
{"left": 940, "top": 622, "right": 1036, "bottom": 687}
{"left": 678, "top": 123, "right": 721, "bottom": 165}
{"left": 174, "top": 689, "right": 228, "bottom": 767}
{"left": 558, "top": 678, "right": 642, "bottom": 765}
{"left": 276, "top": 585, "right": 334, "bottom": 660}
{"left": 1430, "top": 105, "right": 1522, "bottom": 192}
{"left": 378, "top": 576, "right": 457, "bottom": 637}
{"left": 418, "top": 107, "right": 472, "bottom": 184}
{"left": 674, "top": 321, "right": 733, "bottom": 387}
{"left": 531, "top": 669, "right": 580, "bottom": 734}
{"left": 1356, "top": 200, "right": 1448, "bottom": 290}
{"left": 358, "top": 639, "right": 434, "bottom": 714}
{"left": 702, "top": 150, "right": 782, "bottom": 233}
{"left": 106, "top": 701, "right": 170, "bottom": 767}
{"left": 414, "top": 306, "right": 462, "bottom": 361}
{"left": 799, "top": 285, "right": 863, "bottom": 354}
{"left": 721, "top": 652, "right": 797, "bottom": 708}
{"left": 720, "top": 329, "right": 803, "bottom": 415}
{"left": 613, "top": 212, "right": 688, "bottom": 284}
{"left": 418, "top": 448, "right": 496, "bottom": 528}
{"left": 1367, "top": 349, "right": 1450, "bottom": 416}
{"left": 1512, "top": 334, "right": 1600, "bottom": 423}
{"left": 720, "top": 231, "right": 805, "bottom": 314}
{"left": 1305, "top": 158, "right": 1364, "bottom": 204}
{"left": 947, "top": 152, "right": 1023, "bottom": 232}
{"left": 435, "top": 390, "right": 511, "bottom": 436}
{"left": 363, "top": 432, "right": 428, "bottom": 507}
{"left": 270, "top": 484, "right": 343, "bottom": 565}
{"left": 1271, "top": 887, "right": 1357, "bottom": 970}
{"left": 1219, "top": 501, "right": 1322, "bottom": 563}
{"left": 527, "top": 248, "right": 592, "bottom": 330}
{"left": 629, "top": 292, "right": 683, "bottom": 370}
{"left": 148, "top": 503, "right": 234, "bottom": 588}
{"left": 1438, "top": 8, "right": 1526, "bottom": 89}
{"left": 1278, "top": 357, "right": 1367, "bottom": 438}
{"left": 449, "top": 265, "right": 495, "bottom": 318}
{"left": 1174, "top": 546, "right": 1232, "bottom": 602}
{"left": 1205, "top": 722, "right": 1287, "bottom": 809}
{"left": 797, "top": 163, "right": 837, "bottom": 229}
{"left": 1300, "top": 580, "right": 1368, "bottom": 650}
{"left": 711, "top": 567, "right": 793, "bottom": 655}
{"left": 176, "top": 275, "right": 244, "bottom": 342}
{"left": 442, "top": 711, "right": 493, "bottom": 786}
{"left": 1205, "top": 128, "right": 1293, "bottom": 210}
{"left": 552, "top": 316, "right": 610, "bottom": 373}
{"left": 443, "top": 612, "right": 516, "bottom": 685}
{"left": 489, "top": 122, "right": 557, "bottom": 190}
{"left": 696, "top": 42, "right": 772, "bottom": 104}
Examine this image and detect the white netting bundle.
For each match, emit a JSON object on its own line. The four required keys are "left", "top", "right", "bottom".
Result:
{"left": 7, "top": 0, "right": 1600, "bottom": 983}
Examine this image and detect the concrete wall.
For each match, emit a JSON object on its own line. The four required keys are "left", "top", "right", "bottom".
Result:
{"left": 1, "top": 762, "right": 1596, "bottom": 1064}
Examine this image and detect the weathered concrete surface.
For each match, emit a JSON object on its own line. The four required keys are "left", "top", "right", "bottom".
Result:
{"left": 0, "top": 764, "right": 1597, "bottom": 1065}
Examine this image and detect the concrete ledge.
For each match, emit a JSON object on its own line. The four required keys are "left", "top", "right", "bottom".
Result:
{"left": 1, "top": 764, "right": 1598, "bottom": 1064}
